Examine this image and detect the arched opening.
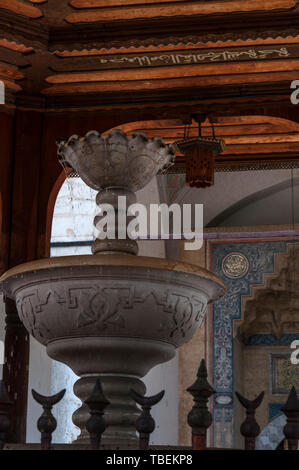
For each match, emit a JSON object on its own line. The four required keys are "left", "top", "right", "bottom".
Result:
{"left": 45, "top": 169, "right": 71, "bottom": 258}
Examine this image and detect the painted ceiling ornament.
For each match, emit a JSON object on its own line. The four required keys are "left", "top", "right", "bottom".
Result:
{"left": 173, "top": 114, "right": 226, "bottom": 188}
{"left": 222, "top": 252, "right": 249, "bottom": 279}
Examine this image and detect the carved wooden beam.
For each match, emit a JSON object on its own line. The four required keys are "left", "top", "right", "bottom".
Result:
{"left": 85, "top": 378, "right": 110, "bottom": 450}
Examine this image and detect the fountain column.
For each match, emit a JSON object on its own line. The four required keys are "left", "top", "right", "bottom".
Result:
{"left": 1, "top": 129, "right": 225, "bottom": 448}
{"left": 47, "top": 336, "right": 174, "bottom": 444}
{"left": 56, "top": 130, "right": 177, "bottom": 444}
{"left": 92, "top": 187, "right": 138, "bottom": 256}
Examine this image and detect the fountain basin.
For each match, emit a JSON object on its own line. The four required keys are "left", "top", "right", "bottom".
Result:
{"left": 1, "top": 254, "right": 225, "bottom": 347}
{"left": 0, "top": 254, "right": 225, "bottom": 444}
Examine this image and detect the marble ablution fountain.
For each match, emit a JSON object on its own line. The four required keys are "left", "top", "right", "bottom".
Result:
{"left": 0, "top": 129, "right": 225, "bottom": 446}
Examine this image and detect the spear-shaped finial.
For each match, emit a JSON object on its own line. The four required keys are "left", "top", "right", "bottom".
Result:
{"left": 85, "top": 378, "right": 110, "bottom": 450}
{"left": 187, "top": 359, "right": 215, "bottom": 450}
{"left": 282, "top": 386, "right": 299, "bottom": 450}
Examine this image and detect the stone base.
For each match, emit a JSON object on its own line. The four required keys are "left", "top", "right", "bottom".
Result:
{"left": 72, "top": 375, "right": 146, "bottom": 444}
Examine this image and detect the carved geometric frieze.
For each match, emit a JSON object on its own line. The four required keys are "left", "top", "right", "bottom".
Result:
{"left": 15, "top": 280, "right": 208, "bottom": 348}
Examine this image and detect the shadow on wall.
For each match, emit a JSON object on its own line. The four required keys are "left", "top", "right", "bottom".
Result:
{"left": 207, "top": 177, "right": 299, "bottom": 228}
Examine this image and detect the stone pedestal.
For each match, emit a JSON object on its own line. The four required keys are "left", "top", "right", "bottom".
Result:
{"left": 47, "top": 336, "right": 174, "bottom": 443}
{"left": 72, "top": 377, "right": 145, "bottom": 443}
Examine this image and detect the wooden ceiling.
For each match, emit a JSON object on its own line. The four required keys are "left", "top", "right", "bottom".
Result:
{"left": 0, "top": 0, "right": 298, "bottom": 110}
{"left": 1, "top": 1, "right": 299, "bottom": 171}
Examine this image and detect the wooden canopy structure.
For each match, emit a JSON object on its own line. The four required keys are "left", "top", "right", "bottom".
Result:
{"left": 1, "top": 0, "right": 299, "bottom": 442}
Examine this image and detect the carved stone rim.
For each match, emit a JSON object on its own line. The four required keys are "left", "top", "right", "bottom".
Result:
{"left": 0, "top": 254, "right": 226, "bottom": 292}
{"left": 56, "top": 129, "right": 175, "bottom": 168}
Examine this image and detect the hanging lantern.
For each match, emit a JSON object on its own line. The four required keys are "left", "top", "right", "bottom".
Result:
{"left": 174, "top": 116, "right": 226, "bottom": 188}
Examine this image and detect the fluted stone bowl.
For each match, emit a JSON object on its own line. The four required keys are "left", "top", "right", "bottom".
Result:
{"left": 57, "top": 130, "right": 176, "bottom": 192}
